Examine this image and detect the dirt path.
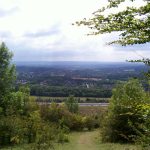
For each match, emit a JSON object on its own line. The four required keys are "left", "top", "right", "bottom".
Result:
{"left": 2, "top": 130, "right": 141, "bottom": 150}
{"left": 55, "top": 130, "right": 140, "bottom": 150}
{"left": 55, "top": 130, "right": 100, "bottom": 150}
{"left": 76, "top": 130, "right": 100, "bottom": 150}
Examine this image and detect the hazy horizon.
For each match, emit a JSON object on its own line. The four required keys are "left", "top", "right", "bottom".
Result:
{"left": 14, "top": 60, "right": 145, "bottom": 67}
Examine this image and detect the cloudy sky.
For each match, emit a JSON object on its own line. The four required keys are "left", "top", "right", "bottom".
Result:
{"left": 0, "top": 0, "right": 149, "bottom": 62}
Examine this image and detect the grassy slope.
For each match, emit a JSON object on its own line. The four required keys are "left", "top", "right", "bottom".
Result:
{"left": 55, "top": 130, "right": 141, "bottom": 150}
{"left": 2, "top": 130, "right": 141, "bottom": 150}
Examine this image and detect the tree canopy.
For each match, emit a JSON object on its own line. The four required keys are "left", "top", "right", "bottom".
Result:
{"left": 0, "top": 42, "right": 16, "bottom": 113}
{"left": 102, "top": 79, "right": 150, "bottom": 144}
{"left": 76, "top": 0, "right": 150, "bottom": 46}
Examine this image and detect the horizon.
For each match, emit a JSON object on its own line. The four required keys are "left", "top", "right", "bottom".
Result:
{"left": 14, "top": 60, "right": 145, "bottom": 67}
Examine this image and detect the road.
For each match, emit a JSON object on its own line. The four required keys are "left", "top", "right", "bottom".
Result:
{"left": 37, "top": 102, "right": 109, "bottom": 106}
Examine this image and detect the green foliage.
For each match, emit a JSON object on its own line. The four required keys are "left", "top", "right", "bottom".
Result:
{"left": 0, "top": 116, "right": 24, "bottom": 146}
{"left": 65, "top": 95, "right": 79, "bottom": 113}
{"left": 40, "top": 102, "right": 98, "bottom": 132}
{"left": 0, "top": 42, "right": 119, "bottom": 148}
{"left": 31, "top": 85, "right": 112, "bottom": 98}
{"left": 40, "top": 103, "right": 64, "bottom": 123}
{"left": 76, "top": 0, "right": 150, "bottom": 76}
{"left": 76, "top": 0, "right": 150, "bottom": 46}
{"left": 102, "top": 79, "right": 150, "bottom": 144}
{"left": 57, "top": 130, "right": 69, "bottom": 144}
{"left": 0, "top": 42, "right": 16, "bottom": 114}
{"left": 29, "top": 122, "right": 55, "bottom": 150}
{"left": 40, "top": 103, "right": 80, "bottom": 130}
{"left": 0, "top": 43, "right": 57, "bottom": 149}
{"left": 82, "top": 116, "right": 95, "bottom": 131}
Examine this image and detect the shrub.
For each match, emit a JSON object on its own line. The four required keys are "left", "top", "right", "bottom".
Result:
{"left": 82, "top": 116, "right": 95, "bottom": 130}
{"left": 102, "top": 79, "right": 150, "bottom": 143}
{"left": 30, "top": 122, "right": 55, "bottom": 150}
{"left": 0, "top": 116, "right": 24, "bottom": 146}
{"left": 57, "top": 131, "right": 69, "bottom": 143}
{"left": 65, "top": 95, "right": 79, "bottom": 113}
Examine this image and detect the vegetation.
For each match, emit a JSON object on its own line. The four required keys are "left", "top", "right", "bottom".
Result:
{"left": 65, "top": 95, "right": 79, "bottom": 113}
{"left": 0, "top": 42, "right": 16, "bottom": 114}
{"left": 40, "top": 103, "right": 99, "bottom": 132}
{"left": 48, "top": 130, "right": 141, "bottom": 150}
{"left": 35, "top": 96, "right": 109, "bottom": 103}
{"left": 3, "top": 130, "right": 142, "bottom": 150}
{"left": 76, "top": 0, "right": 150, "bottom": 148}
{"left": 76, "top": 0, "right": 150, "bottom": 72}
{"left": 1, "top": 42, "right": 149, "bottom": 149}
{"left": 101, "top": 79, "right": 150, "bottom": 148}
{"left": 0, "top": 42, "right": 103, "bottom": 149}
{"left": 0, "top": 43, "right": 65, "bottom": 149}
{"left": 30, "top": 85, "right": 112, "bottom": 97}
{"left": 16, "top": 63, "right": 147, "bottom": 98}
{"left": 76, "top": 0, "right": 150, "bottom": 46}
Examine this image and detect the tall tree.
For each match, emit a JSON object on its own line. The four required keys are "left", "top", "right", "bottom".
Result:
{"left": 76, "top": 0, "right": 150, "bottom": 73}
{"left": 76, "top": 0, "right": 150, "bottom": 46}
{"left": 65, "top": 95, "right": 79, "bottom": 113}
{"left": 0, "top": 42, "right": 16, "bottom": 113}
{"left": 102, "top": 79, "right": 150, "bottom": 143}
{"left": 76, "top": 1, "right": 150, "bottom": 145}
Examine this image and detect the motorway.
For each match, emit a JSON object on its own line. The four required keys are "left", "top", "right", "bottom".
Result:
{"left": 37, "top": 102, "right": 109, "bottom": 106}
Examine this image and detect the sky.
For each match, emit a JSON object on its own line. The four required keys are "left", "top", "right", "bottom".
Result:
{"left": 0, "top": 0, "right": 149, "bottom": 62}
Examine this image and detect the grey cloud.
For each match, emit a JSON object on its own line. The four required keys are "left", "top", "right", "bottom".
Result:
{"left": 0, "top": 31, "right": 12, "bottom": 38}
{"left": 7, "top": 40, "right": 89, "bottom": 61}
{"left": 113, "top": 43, "right": 150, "bottom": 51}
{"left": 13, "top": 48, "right": 100, "bottom": 61}
{"left": 0, "top": 7, "right": 19, "bottom": 17}
{"left": 24, "top": 26, "right": 61, "bottom": 38}
{"left": 13, "top": 48, "right": 81, "bottom": 61}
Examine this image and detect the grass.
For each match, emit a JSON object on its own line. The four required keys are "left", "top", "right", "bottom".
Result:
{"left": 2, "top": 130, "right": 141, "bottom": 150}
{"left": 54, "top": 130, "right": 141, "bottom": 150}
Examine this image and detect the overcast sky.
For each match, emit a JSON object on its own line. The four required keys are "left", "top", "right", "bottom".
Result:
{"left": 0, "top": 0, "right": 149, "bottom": 62}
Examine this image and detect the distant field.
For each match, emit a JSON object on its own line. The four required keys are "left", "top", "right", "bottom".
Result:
{"left": 79, "top": 106, "right": 107, "bottom": 116}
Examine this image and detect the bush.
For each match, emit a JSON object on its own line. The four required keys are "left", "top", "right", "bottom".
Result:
{"left": 40, "top": 103, "right": 97, "bottom": 131}
{"left": 102, "top": 79, "right": 150, "bottom": 143}
{"left": 57, "top": 131, "right": 69, "bottom": 143}
{"left": 65, "top": 95, "right": 79, "bottom": 113}
{"left": 30, "top": 122, "right": 55, "bottom": 150}
{"left": 82, "top": 116, "right": 95, "bottom": 130}
{"left": 0, "top": 116, "right": 24, "bottom": 146}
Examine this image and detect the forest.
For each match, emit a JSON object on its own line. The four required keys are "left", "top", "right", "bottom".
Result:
{"left": 16, "top": 63, "right": 148, "bottom": 98}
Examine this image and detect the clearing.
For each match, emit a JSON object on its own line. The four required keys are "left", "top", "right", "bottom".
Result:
{"left": 55, "top": 130, "right": 141, "bottom": 150}
{"left": 2, "top": 130, "right": 141, "bottom": 150}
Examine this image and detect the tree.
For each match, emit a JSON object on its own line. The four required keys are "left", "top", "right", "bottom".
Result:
{"left": 102, "top": 79, "right": 150, "bottom": 144}
{"left": 65, "top": 95, "right": 79, "bottom": 113}
{"left": 76, "top": 0, "right": 150, "bottom": 46}
{"left": 75, "top": 0, "right": 150, "bottom": 67}
{"left": 0, "top": 42, "right": 16, "bottom": 114}
{"left": 0, "top": 43, "right": 57, "bottom": 148}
